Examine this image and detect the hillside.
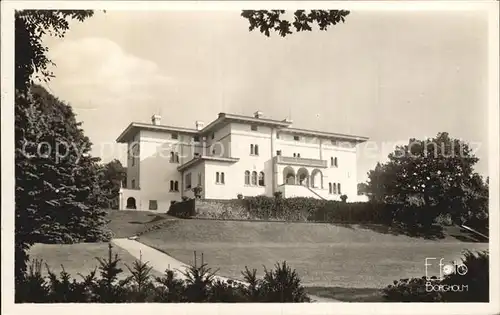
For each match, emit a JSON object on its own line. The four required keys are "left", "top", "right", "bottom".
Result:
{"left": 138, "top": 218, "right": 488, "bottom": 288}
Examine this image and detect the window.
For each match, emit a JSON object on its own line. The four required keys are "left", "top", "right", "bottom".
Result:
{"left": 131, "top": 179, "right": 136, "bottom": 189}
{"left": 251, "top": 125, "right": 258, "bottom": 131}
{"left": 172, "top": 133, "right": 179, "bottom": 140}
{"left": 170, "top": 152, "right": 175, "bottom": 163}
{"left": 297, "top": 153, "right": 301, "bottom": 158}
{"left": 329, "top": 183, "right": 332, "bottom": 194}
{"left": 293, "top": 153, "right": 296, "bottom": 157}
{"left": 330, "top": 157, "right": 334, "bottom": 166}
{"left": 334, "top": 157, "right": 338, "bottom": 167}
{"left": 337, "top": 183, "right": 342, "bottom": 194}
{"left": 216, "top": 172, "right": 225, "bottom": 184}
{"left": 198, "top": 173, "right": 202, "bottom": 186}
{"left": 294, "top": 135, "right": 300, "bottom": 141}
{"left": 333, "top": 182, "right": 337, "bottom": 194}
{"left": 258, "top": 172, "right": 265, "bottom": 186}
{"left": 132, "top": 156, "right": 135, "bottom": 166}
{"left": 149, "top": 200, "right": 158, "bottom": 210}
{"left": 193, "top": 136, "right": 200, "bottom": 142}
{"left": 276, "top": 150, "right": 281, "bottom": 156}
{"left": 244, "top": 171, "right": 250, "bottom": 185}
{"left": 276, "top": 133, "right": 280, "bottom": 139}
{"left": 194, "top": 152, "right": 200, "bottom": 157}
{"left": 185, "top": 173, "right": 192, "bottom": 189}
{"left": 251, "top": 171, "right": 258, "bottom": 186}
{"left": 211, "top": 133, "right": 215, "bottom": 139}
{"left": 212, "top": 149, "right": 216, "bottom": 155}
{"left": 175, "top": 153, "right": 180, "bottom": 163}
{"left": 170, "top": 180, "right": 179, "bottom": 192}
{"left": 250, "top": 144, "right": 259, "bottom": 155}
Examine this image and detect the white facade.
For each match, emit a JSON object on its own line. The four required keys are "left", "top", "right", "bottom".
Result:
{"left": 116, "top": 112, "right": 368, "bottom": 211}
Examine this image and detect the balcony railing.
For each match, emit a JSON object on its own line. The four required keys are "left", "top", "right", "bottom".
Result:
{"left": 274, "top": 155, "right": 328, "bottom": 168}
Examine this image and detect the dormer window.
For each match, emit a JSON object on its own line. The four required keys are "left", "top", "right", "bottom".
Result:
{"left": 294, "top": 135, "right": 300, "bottom": 141}
{"left": 251, "top": 125, "right": 258, "bottom": 131}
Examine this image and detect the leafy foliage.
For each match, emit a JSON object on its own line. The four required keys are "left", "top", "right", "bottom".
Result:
{"left": 366, "top": 132, "right": 488, "bottom": 230}
{"left": 15, "top": 9, "right": 106, "bottom": 285}
{"left": 382, "top": 276, "right": 441, "bottom": 302}
{"left": 15, "top": 85, "right": 111, "bottom": 287}
{"left": 440, "top": 250, "right": 489, "bottom": 302}
{"left": 98, "top": 159, "right": 126, "bottom": 209}
{"left": 383, "top": 250, "right": 489, "bottom": 302}
{"left": 192, "top": 185, "right": 203, "bottom": 199}
{"left": 357, "top": 182, "right": 369, "bottom": 195}
{"left": 16, "top": 245, "right": 311, "bottom": 303}
{"left": 260, "top": 262, "right": 310, "bottom": 302}
{"left": 15, "top": 10, "right": 94, "bottom": 92}
{"left": 241, "top": 10, "right": 350, "bottom": 37}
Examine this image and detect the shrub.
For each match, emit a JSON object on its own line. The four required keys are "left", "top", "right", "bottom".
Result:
{"left": 260, "top": 261, "right": 310, "bottom": 302}
{"left": 340, "top": 194, "right": 348, "bottom": 202}
{"left": 168, "top": 199, "right": 195, "bottom": 218}
{"left": 382, "top": 277, "right": 441, "bottom": 302}
{"left": 440, "top": 250, "right": 489, "bottom": 302}
{"left": 383, "top": 250, "right": 489, "bottom": 302}
{"left": 237, "top": 193, "right": 243, "bottom": 200}
{"left": 192, "top": 185, "right": 203, "bottom": 199}
{"left": 15, "top": 246, "right": 312, "bottom": 303}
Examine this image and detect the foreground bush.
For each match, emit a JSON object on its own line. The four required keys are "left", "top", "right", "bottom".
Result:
{"left": 15, "top": 244, "right": 310, "bottom": 303}
{"left": 382, "top": 250, "right": 489, "bottom": 302}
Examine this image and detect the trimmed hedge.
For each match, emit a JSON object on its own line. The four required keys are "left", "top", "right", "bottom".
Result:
{"left": 168, "top": 199, "right": 195, "bottom": 218}
{"left": 168, "top": 196, "right": 451, "bottom": 237}
{"left": 189, "top": 196, "right": 395, "bottom": 225}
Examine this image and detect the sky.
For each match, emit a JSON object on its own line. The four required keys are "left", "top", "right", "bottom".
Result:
{"left": 40, "top": 10, "right": 490, "bottom": 183}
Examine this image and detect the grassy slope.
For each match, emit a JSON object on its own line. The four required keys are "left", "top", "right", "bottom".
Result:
{"left": 106, "top": 210, "right": 174, "bottom": 238}
{"left": 138, "top": 219, "right": 488, "bottom": 289}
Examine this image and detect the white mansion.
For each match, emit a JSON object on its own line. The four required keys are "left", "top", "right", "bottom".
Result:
{"left": 117, "top": 111, "right": 369, "bottom": 211}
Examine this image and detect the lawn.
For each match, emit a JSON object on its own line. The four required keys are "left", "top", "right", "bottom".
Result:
{"left": 28, "top": 242, "right": 163, "bottom": 280}
{"left": 138, "top": 219, "right": 488, "bottom": 290}
{"left": 106, "top": 210, "right": 174, "bottom": 238}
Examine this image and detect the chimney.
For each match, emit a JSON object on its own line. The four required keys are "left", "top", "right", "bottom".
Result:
{"left": 283, "top": 118, "right": 293, "bottom": 126}
{"left": 254, "top": 111, "right": 263, "bottom": 118}
{"left": 195, "top": 120, "right": 205, "bottom": 130}
{"left": 151, "top": 114, "right": 161, "bottom": 125}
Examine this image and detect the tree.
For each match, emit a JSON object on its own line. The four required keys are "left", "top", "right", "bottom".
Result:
{"left": 16, "top": 85, "right": 111, "bottom": 243}
{"left": 241, "top": 10, "right": 350, "bottom": 37}
{"left": 98, "top": 159, "right": 127, "bottom": 209}
{"left": 357, "top": 182, "right": 369, "bottom": 195}
{"left": 15, "top": 10, "right": 97, "bottom": 283}
{"left": 366, "top": 132, "right": 487, "bottom": 227}
{"left": 366, "top": 162, "right": 390, "bottom": 203}
{"left": 15, "top": 10, "right": 94, "bottom": 93}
